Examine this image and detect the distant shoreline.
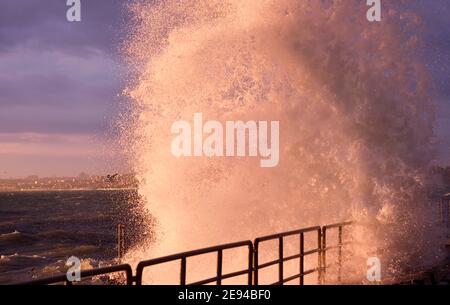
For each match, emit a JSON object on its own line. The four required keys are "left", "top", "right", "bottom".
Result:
{"left": 0, "top": 188, "right": 138, "bottom": 193}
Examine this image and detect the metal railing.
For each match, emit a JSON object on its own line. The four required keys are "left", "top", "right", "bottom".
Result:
{"left": 15, "top": 222, "right": 353, "bottom": 285}
{"left": 254, "top": 226, "right": 322, "bottom": 285}
{"left": 135, "top": 240, "right": 253, "bottom": 285}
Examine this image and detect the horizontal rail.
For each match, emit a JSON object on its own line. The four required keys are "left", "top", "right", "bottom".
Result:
{"left": 322, "top": 221, "right": 353, "bottom": 230}
{"left": 137, "top": 240, "right": 252, "bottom": 268}
{"left": 255, "top": 249, "right": 321, "bottom": 270}
{"left": 255, "top": 226, "right": 321, "bottom": 243}
{"left": 189, "top": 269, "right": 250, "bottom": 285}
{"left": 17, "top": 264, "right": 133, "bottom": 285}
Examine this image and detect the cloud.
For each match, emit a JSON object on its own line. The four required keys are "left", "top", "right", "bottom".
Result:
{"left": 0, "top": 132, "right": 97, "bottom": 156}
{"left": 0, "top": 1, "right": 129, "bottom": 136}
{"left": 0, "top": 48, "right": 123, "bottom": 135}
{"left": 0, "top": 131, "right": 127, "bottom": 178}
{"left": 0, "top": 0, "right": 128, "bottom": 54}
{"left": 0, "top": 49, "right": 119, "bottom": 103}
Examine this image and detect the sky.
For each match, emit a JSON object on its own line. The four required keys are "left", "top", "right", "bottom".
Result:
{"left": 0, "top": 0, "right": 128, "bottom": 178}
{"left": 0, "top": 0, "right": 449, "bottom": 178}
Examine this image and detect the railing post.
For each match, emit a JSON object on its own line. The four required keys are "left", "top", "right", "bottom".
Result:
{"left": 180, "top": 257, "right": 187, "bottom": 285}
{"left": 248, "top": 244, "right": 253, "bottom": 286}
{"left": 317, "top": 228, "right": 321, "bottom": 284}
{"left": 254, "top": 241, "right": 259, "bottom": 285}
{"left": 279, "top": 237, "right": 284, "bottom": 285}
{"left": 135, "top": 267, "right": 142, "bottom": 285}
{"left": 217, "top": 250, "right": 223, "bottom": 285}
{"left": 338, "top": 226, "right": 343, "bottom": 283}
{"left": 300, "top": 233, "right": 304, "bottom": 285}
{"left": 321, "top": 227, "right": 327, "bottom": 284}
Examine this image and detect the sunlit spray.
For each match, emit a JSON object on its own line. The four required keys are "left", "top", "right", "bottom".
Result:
{"left": 121, "top": 0, "right": 446, "bottom": 284}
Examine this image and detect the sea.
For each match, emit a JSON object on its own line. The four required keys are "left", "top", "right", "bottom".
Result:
{"left": 0, "top": 190, "right": 147, "bottom": 284}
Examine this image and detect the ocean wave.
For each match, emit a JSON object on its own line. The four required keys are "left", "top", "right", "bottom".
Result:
{"left": 0, "top": 253, "right": 47, "bottom": 264}
{"left": 0, "top": 230, "right": 21, "bottom": 238}
{"left": 37, "top": 230, "right": 73, "bottom": 239}
{"left": 1, "top": 229, "right": 105, "bottom": 241}
{"left": 0, "top": 230, "right": 68, "bottom": 244}
{"left": 0, "top": 230, "right": 33, "bottom": 243}
{"left": 41, "top": 245, "right": 101, "bottom": 258}
{"left": 0, "top": 256, "right": 122, "bottom": 284}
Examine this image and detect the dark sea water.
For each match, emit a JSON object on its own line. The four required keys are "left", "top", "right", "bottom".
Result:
{"left": 0, "top": 190, "right": 147, "bottom": 284}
